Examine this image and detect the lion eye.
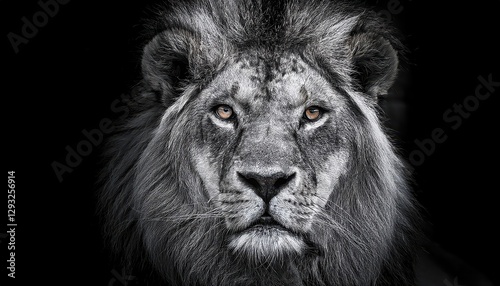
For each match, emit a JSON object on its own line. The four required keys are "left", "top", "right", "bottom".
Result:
{"left": 215, "top": 105, "right": 234, "bottom": 120}
{"left": 304, "top": 107, "right": 322, "bottom": 121}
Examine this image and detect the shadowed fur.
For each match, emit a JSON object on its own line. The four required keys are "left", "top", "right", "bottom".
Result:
{"left": 99, "top": 0, "right": 422, "bottom": 285}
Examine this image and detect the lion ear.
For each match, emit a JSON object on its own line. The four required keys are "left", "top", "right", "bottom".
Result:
{"left": 141, "top": 29, "right": 198, "bottom": 105}
{"left": 307, "top": 15, "right": 399, "bottom": 99}
{"left": 348, "top": 31, "right": 399, "bottom": 98}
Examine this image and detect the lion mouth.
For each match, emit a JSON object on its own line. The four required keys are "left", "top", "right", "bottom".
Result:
{"left": 248, "top": 216, "right": 285, "bottom": 230}
{"left": 228, "top": 214, "right": 307, "bottom": 260}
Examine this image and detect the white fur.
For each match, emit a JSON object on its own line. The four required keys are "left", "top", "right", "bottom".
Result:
{"left": 229, "top": 227, "right": 306, "bottom": 263}
{"left": 315, "top": 149, "right": 349, "bottom": 206}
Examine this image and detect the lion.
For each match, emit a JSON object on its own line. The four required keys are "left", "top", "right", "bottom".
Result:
{"left": 99, "top": 0, "right": 422, "bottom": 285}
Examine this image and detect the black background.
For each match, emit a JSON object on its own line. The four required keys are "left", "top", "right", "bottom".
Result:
{"left": 2, "top": 0, "right": 499, "bottom": 285}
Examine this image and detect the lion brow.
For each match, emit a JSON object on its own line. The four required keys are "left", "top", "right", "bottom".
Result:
{"left": 228, "top": 82, "right": 240, "bottom": 99}
{"left": 299, "top": 85, "right": 309, "bottom": 104}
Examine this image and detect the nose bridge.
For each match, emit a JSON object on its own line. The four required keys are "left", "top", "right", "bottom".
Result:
{"left": 238, "top": 119, "right": 296, "bottom": 169}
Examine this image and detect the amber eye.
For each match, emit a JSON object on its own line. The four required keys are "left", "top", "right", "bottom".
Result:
{"left": 215, "top": 105, "right": 234, "bottom": 120}
{"left": 304, "top": 106, "right": 322, "bottom": 121}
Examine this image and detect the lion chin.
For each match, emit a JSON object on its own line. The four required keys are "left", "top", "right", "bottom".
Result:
{"left": 229, "top": 220, "right": 306, "bottom": 263}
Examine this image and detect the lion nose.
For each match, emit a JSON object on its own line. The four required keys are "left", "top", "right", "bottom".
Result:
{"left": 237, "top": 170, "right": 296, "bottom": 204}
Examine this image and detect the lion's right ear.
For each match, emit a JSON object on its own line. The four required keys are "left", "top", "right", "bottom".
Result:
{"left": 141, "top": 30, "right": 198, "bottom": 104}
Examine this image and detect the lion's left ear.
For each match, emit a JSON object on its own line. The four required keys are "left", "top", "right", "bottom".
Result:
{"left": 348, "top": 30, "right": 399, "bottom": 98}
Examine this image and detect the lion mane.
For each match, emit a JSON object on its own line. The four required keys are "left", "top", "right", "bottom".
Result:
{"left": 99, "top": 0, "right": 422, "bottom": 285}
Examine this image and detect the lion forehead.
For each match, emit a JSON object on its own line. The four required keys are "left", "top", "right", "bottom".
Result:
{"left": 206, "top": 53, "right": 336, "bottom": 108}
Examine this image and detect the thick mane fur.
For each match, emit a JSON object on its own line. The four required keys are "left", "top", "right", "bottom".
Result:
{"left": 99, "top": 1, "right": 422, "bottom": 285}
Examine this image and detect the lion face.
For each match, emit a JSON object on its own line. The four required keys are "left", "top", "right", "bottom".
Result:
{"left": 190, "top": 52, "right": 351, "bottom": 261}
{"left": 102, "top": 1, "right": 422, "bottom": 284}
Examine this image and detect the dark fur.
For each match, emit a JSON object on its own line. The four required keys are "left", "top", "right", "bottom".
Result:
{"left": 99, "top": 0, "right": 422, "bottom": 285}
